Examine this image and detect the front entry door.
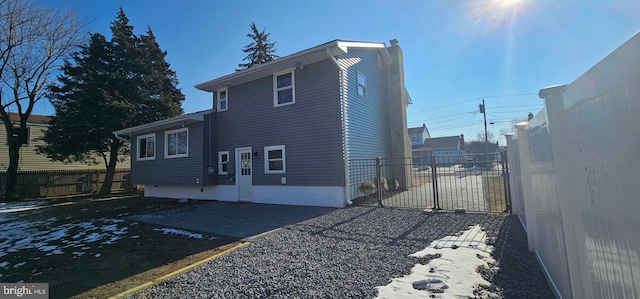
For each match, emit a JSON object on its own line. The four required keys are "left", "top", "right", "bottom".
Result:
{"left": 237, "top": 148, "right": 252, "bottom": 201}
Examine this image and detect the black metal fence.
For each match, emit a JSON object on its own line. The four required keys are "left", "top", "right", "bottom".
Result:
{"left": 349, "top": 152, "right": 512, "bottom": 213}
{"left": 0, "top": 169, "right": 133, "bottom": 200}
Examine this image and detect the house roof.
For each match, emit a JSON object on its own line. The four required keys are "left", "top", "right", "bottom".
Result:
{"left": 465, "top": 141, "right": 499, "bottom": 153}
{"left": 420, "top": 136, "right": 460, "bottom": 150}
{"left": 2, "top": 112, "right": 51, "bottom": 125}
{"left": 408, "top": 124, "right": 427, "bottom": 135}
{"left": 194, "top": 40, "right": 393, "bottom": 93}
{"left": 113, "top": 109, "right": 213, "bottom": 137}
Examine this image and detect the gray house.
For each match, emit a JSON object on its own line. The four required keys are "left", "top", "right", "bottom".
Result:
{"left": 114, "top": 39, "right": 412, "bottom": 207}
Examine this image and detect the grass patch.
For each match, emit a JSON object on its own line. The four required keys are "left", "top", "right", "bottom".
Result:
{"left": 483, "top": 175, "right": 507, "bottom": 213}
{"left": 0, "top": 196, "right": 237, "bottom": 299}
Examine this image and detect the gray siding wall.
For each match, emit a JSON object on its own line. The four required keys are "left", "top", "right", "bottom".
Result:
{"left": 339, "top": 48, "right": 391, "bottom": 160}
{"left": 131, "top": 121, "right": 204, "bottom": 185}
{"left": 213, "top": 59, "right": 344, "bottom": 186}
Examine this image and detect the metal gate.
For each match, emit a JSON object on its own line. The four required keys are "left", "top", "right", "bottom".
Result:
{"left": 349, "top": 152, "right": 512, "bottom": 213}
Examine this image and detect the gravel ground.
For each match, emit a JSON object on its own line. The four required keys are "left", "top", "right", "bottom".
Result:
{"left": 131, "top": 207, "right": 554, "bottom": 299}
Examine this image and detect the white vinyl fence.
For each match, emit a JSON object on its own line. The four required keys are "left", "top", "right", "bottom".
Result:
{"left": 506, "top": 32, "right": 640, "bottom": 299}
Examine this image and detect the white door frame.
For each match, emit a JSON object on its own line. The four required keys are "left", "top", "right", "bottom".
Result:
{"left": 236, "top": 147, "right": 253, "bottom": 201}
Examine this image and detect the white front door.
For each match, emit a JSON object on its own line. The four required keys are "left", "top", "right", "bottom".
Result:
{"left": 237, "top": 147, "right": 252, "bottom": 201}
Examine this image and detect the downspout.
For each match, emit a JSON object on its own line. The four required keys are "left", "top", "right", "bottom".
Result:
{"left": 326, "top": 47, "right": 351, "bottom": 206}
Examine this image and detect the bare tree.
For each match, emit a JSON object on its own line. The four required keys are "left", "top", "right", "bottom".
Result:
{"left": 475, "top": 130, "right": 496, "bottom": 143}
{"left": 0, "top": 0, "right": 86, "bottom": 201}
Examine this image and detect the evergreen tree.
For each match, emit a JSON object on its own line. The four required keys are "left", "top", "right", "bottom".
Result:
{"left": 39, "top": 8, "right": 184, "bottom": 195}
{"left": 236, "top": 22, "right": 278, "bottom": 71}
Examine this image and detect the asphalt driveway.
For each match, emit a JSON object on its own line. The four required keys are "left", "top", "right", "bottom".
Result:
{"left": 127, "top": 200, "right": 335, "bottom": 240}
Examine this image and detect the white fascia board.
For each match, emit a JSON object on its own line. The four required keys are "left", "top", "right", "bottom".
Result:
{"left": 336, "top": 41, "right": 392, "bottom": 64}
{"left": 113, "top": 109, "right": 213, "bottom": 136}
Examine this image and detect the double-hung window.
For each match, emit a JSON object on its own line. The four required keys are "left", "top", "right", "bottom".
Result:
{"left": 218, "top": 151, "right": 229, "bottom": 175}
{"left": 264, "top": 145, "right": 286, "bottom": 174}
{"left": 137, "top": 133, "right": 156, "bottom": 161}
{"left": 165, "top": 128, "right": 188, "bottom": 158}
{"left": 274, "top": 71, "right": 295, "bottom": 107}
{"left": 217, "top": 88, "right": 228, "bottom": 111}
{"left": 356, "top": 70, "right": 367, "bottom": 97}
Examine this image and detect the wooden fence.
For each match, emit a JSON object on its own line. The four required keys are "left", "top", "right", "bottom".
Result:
{"left": 0, "top": 169, "right": 132, "bottom": 200}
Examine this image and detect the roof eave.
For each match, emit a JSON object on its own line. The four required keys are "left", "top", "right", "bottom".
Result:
{"left": 113, "top": 109, "right": 213, "bottom": 136}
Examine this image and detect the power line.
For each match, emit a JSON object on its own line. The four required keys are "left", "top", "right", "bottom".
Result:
{"left": 407, "top": 92, "right": 538, "bottom": 115}
{"left": 483, "top": 93, "right": 538, "bottom": 98}
{"left": 491, "top": 104, "right": 544, "bottom": 109}
{"left": 466, "top": 111, "right": 478, "bottom": 136}
{"left": 408, "top": 98, "right": 479, "bottom": 115}
{"left": 408, "top": 111, "right": 475, "bottom": 126}
{"left": 490, "top": 109, "right": 540, "bottom": 114}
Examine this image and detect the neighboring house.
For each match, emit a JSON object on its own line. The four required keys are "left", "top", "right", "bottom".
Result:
{"left": 412, "top": 134, "right": 465, "bottom": 166}
{"left": 114, "top": 39, "right": 412, "bottom": 208}
{"left": 462, "top": 141, "right": 500, "bottom": 163}
{"left": 0, "top": 113, "right": 130, "bottom": 171}
{"left": 408, "top": 123, "right": 430, "bottom": 145}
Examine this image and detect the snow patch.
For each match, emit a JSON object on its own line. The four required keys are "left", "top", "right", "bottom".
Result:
{"left": 376, "top": 225, "right": 496, "bottom": 299}
{"left": 154, "top": 228, "right": 203, "bottom": 239}
{"left": 12, "top": 261, "right": 26, "bottom": 269}
{"left": 0, "top": 217, "right": 128, "bottom": 257}
{"left": 0, "top": 201, "right": 45, "bottom": 214}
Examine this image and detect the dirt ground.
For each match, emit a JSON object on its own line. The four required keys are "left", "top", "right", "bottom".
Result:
{"left": 0, "top": 195, "right": 238, "bottom": 299}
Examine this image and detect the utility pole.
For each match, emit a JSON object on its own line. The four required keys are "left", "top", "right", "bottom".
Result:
{"left": 479, "top": 98, "right": 489, "bottom": 168}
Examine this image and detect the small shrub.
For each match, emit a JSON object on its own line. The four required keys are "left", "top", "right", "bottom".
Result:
{"left": 380, "top": 177, "right": 389, "bottom": 192}
{"left": 359, "top": 180, "right": 376, "bottom": 195}
{"left": 388, "top": 178, "right": 399, "bottom": 192}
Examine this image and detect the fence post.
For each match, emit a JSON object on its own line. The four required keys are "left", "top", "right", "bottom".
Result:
{"left": 375, "top": 157, "right": 383, "bottom": 208}
{"left": 502, "top": 151, "right": 512, "bottom": 214}
{"left": 430, "top": 155, "right": 439, "bottom": 210}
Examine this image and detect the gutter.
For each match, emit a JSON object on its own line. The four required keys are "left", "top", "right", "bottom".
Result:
{"left": 326, "top": 47, "right": 351, "bottom": 206}
{"left": 114, "top": 131, "right": 129, "bottom": 143}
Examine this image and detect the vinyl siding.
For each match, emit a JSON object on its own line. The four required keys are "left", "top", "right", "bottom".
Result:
{"left": 130, "top": 122, "right": 204, "bottom": 185}
{"left": 339, "top": 48, "right": 391, "bottom": 160}
{"left": 0, "top": 124, "right": 130, "bottom": 171}
{"left": 213, "top": 59, "right": 344, "bottom": 187}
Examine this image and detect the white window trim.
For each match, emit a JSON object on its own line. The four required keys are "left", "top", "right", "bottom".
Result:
{"left": 264, "top": 145, "right": 286, "bottom": 174}
{"left": 273, "top": 70, "right": 296, "bottom": 107}
{"left": 136, "top": 133, "right": 156, "bottom": 161}
{"left": 218, "top": 151, "right": 229, "bottom": 175}
{"left": 356, "top": 69, "right": 367, "bottom": 97}
{"left": 217, "top": 88, "right": 228, "bottom": 112}
{"left": 164, "top": 127, "right": 189, "bottom": 159}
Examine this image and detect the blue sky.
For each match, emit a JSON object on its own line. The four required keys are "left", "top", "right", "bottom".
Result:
{"left": 30, "top": 0, "right": 640, "bottom": 144}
